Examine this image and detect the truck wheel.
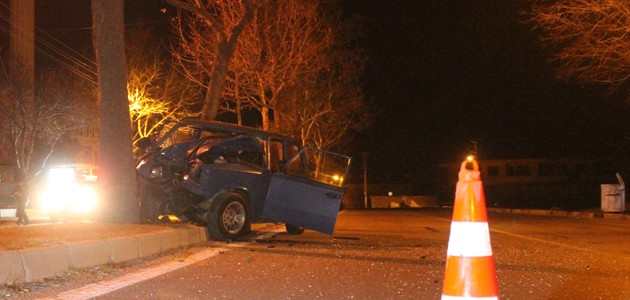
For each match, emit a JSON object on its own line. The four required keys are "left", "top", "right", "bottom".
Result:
{"left": 285, "top": 223, "right": 304, "bottom": 235}
{"left": 207, "top": 194, "right": 250, "bottom": 240}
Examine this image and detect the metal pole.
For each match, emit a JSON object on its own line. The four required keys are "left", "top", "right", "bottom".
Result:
{"left": 9, "top": 0, "right": 35, "bottom": 86}
{"left": 470, "top": 139, "right": 479, "bottom": 158}
{"left": 362, "top": 152, "right": 369, "bottom": 209}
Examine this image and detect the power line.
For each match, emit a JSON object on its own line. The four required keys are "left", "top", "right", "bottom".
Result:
{"left": 0, "top": 2, "right": 98, "bottom": 85}
{"left": 0, "top": 23, "right": 97, "bottom": 86}
{"left": 0, "top": 6, "right": 98, "bottom": 74}
{"left": 0, "top": 1, "right": 96, "bottom": 70}
{"left": 0, "top": 16, "right": 97, "bottom": 85}
{"left": 46, "top": 20, "right": 168, "bottom": 32}
{"left": 34, "top": 30, "right": 97, "bottom": 73}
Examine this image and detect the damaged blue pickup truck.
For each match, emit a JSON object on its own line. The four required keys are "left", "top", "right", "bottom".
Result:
{"left": 136, "top": 120, "right": 351, "bottom": 240}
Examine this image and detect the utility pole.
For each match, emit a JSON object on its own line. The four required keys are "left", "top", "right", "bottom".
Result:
{"left": 470, "top": 139, "right": 479, "bottom": 159}
{"left": 362, "top": 152, "right": 369, "bottom": 209}
{"left": 92, "top": 0, "right": 139, "bottom": 223}
{"left": 8, "top": 0, "right": 35, "bottom": 86}
{"left": 8, "top": 0, "right": 35, "bottom": 182}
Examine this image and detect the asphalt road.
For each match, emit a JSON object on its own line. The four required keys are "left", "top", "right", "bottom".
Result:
{"left": 14, "top": 209, "right": 630, "bottom": 300}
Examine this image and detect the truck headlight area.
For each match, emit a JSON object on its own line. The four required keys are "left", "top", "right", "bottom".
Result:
{"left": 38, "top": 166, "right": 99, "bottom": 217}
{"left": 150, "top": 166, "right": 163, "bottom": 178}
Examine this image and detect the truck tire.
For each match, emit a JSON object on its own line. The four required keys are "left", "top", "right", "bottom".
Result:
{"left": 285, "top": 223, "right": 304, "bottom": 235}
{"left": 207, "top": 193, "right": 251, "bottom": 240}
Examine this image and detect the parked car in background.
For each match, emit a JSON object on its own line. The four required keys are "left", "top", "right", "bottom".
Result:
{"left": 34, "top": 163, "right": 99, "bottom": 220}
{"left": 136, "top": 119, "right": 351, "bottom": 240}
{"left": 0, "top": 164, "right": 99, "bottom": 222}
{"left": 0, "top": 181, "right": 17, "bottom": 219}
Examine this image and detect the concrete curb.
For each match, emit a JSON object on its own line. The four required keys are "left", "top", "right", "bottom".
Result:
{"left": 0, "top": 225, "right": 208, "bottom": 285}
{"left": 488, "top": 207, "right": 630, "bottom": 220}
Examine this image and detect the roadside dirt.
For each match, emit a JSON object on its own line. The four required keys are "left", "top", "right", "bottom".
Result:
{"left": 0, "top": 223, "right": 173, "bottom": 250}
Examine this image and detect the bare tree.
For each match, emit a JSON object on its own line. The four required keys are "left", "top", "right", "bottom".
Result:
{"left": 0, "top": 70, "right": 88, "bottom": 182}
{"left": 169, "top": 0, "right": 254, "bottom": 120}
{"left": 281, "top": 43, "right": 367, "bottom": 151}
{"left": 169, "top": 0, "right": 367, "bottom": 150}
{"left": 126, "top": 32, "right": 199, "bottom": 150}
{"left": 230, "top": 0, "right": 334, "bottom": 130}
{"left": 219, "top": 71, "right": 255, "bottom": 125}
{"left": 92, "top": 0, "right": 138, "bottom": 222}
{"left": 127, "top": 63, "right": 192, "bottom": 147}
{"left": 529, "top": 0, "right": 630, "bottom": 87}
{"left": 275, "top": 6, "right": 370, "bottom": 150}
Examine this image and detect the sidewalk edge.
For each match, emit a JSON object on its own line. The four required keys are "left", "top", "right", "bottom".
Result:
{"left": 0, "top": 225, "right": 208, "bottom": 285}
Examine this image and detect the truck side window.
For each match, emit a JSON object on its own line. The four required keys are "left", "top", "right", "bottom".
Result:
{"left": 285, "top": 145, "right": 306, "bottom": 177}
{"left": 158, "top": 126, "right": 199, "bottom": 153}
{"left": 238, "top": 150, "right": 263, "bottom": 167}
{"left": 287, "top": 144, "right": 299, "bottom": 160}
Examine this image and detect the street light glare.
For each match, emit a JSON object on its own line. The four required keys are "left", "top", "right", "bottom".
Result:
{"left": 466, "top": 155, "right": 475, "bottom": 162}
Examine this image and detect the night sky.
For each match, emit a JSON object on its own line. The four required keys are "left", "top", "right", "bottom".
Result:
{"left": 346, "top": 1, "right": 630, "bottom": 186}
{"left": 4, "top": 0, "right": 630, "bottom": 188}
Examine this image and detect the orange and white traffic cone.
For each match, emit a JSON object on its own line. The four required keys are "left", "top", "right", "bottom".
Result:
{"left": 441, "top": 157, "right": 499, "bottom": 300}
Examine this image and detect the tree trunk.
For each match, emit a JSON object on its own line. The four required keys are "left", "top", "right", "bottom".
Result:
{"left": 199, "top": 1, "right": 254, "bottom": 121}
{"left": 261, "top": 106, "right": 270, "bottom": 131}
{"left": 200, "top": 43, "right": 229, "bottom": 121}
{"left": 273, "top": 109, "right": 281, "bottom": 131}
{"left": 92, "top": 0, "right": 139, "bottom": 223}
{"left": 235, "top": 73, "right": 242, "bottom": 126}
{"left": 236, "top": 96, "right": 242, "bottom": 126}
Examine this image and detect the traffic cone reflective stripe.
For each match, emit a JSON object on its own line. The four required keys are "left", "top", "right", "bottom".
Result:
{"left": 441, "top": 158, "right": 499, "bottom": 300}
{"left": 446, "top": 221, "right": 492, "bottom": 257}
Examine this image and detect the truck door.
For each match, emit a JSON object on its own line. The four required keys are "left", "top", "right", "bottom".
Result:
{"left": 262, "top": 147, "right": 350, "bottom": 235}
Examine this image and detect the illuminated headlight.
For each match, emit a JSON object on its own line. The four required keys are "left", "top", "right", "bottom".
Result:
{"left": 40, "top": 189, "right": 66, "bottom": 213}
{"left": 38, "top": 167, "right": 99, "bottom": 216}
{"left": 69, "top": 185, "right": 98, "bottom": 214}
{"left": 150, "top": 166, "right": 163, "bottom": 178}
{"left": 40, "top": 167, "right": 76, "bottom": 212}
{"left": 49, "top": 167, "right": 76, "bottom": 184}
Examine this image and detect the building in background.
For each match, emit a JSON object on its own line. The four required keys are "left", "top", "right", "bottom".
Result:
{"left": 68, "top": 123, "right": 99, "bottom": 166}
{"left": 342, "top": 183, "right": 414, "bottom": 209}
{"left": 0, "top": 135, "right": 14, "bottom": 183}
{"left": 436, "top": 158, "right": 615, "bottom": 210}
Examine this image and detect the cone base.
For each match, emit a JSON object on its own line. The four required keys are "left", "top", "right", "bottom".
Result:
{"left": 442, "top": 256, "right": 499, "bottom": 298}
{"left": 441, "top": 295, "right": 498, "bottom": 300}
